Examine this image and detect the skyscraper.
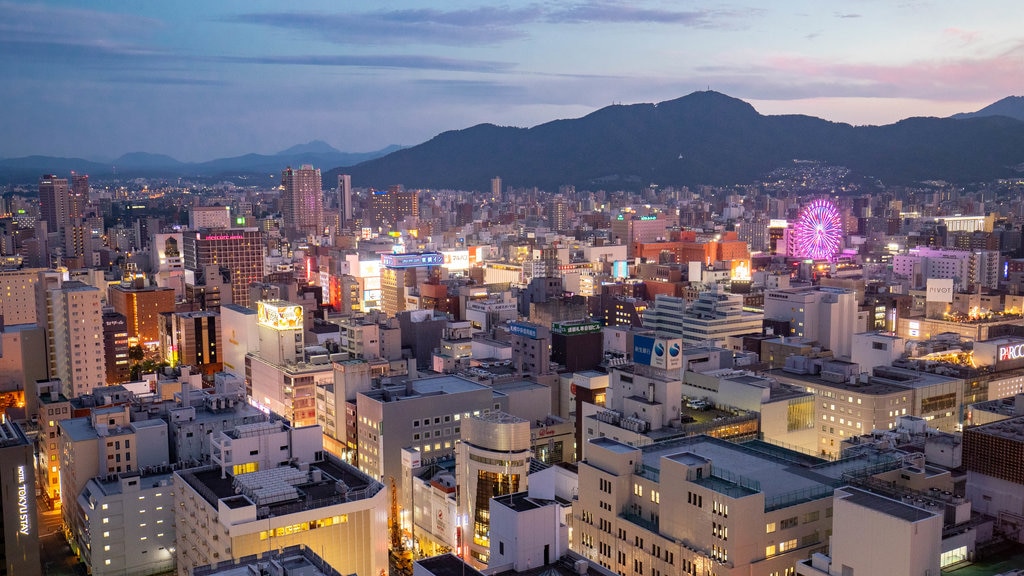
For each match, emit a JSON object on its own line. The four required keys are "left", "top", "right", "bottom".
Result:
{"left": 367, "top": 185, "right": 418, "bottom": 230}
{"left": 490, "top": 176, "right": 502, "bottom": 200}
{"left": 36, "top": 275, "right": 106, "bottom": 398}
{"left": 38, "top": 174, "right": 68, "bottom": 235}
{"left": 338, "top": 173, "right": 352, "bottom": 228}
{"left": 69, "top": 172, "right": 89, "bottom": 220}
{"left": 281, "top": 164, "right": 323, "bottom": 240}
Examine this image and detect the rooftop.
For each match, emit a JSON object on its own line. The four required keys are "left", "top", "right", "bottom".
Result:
{"left": 838, "top": 487, "right": 937, "bottom": 523}
{"left": 967, "top": 415, "right": 1024, "bottom": 441}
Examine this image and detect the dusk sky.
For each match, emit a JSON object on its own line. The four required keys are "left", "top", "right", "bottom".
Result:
{"left": 2, "top": 0, "right": 1022, "bottom": 162}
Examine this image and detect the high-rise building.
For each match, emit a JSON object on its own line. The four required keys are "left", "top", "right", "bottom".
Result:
{"left": 338, "top": 174, "right": 352, "bottom": 228}
{"left": 183, "top": 228, "right": 265, "bottom": 309}
{"left": 159, "top": 310, "right": 222, "bottom": 374}
{"left": 188, "top": 206, "right": 232, "bottom": 231}
{"left": 37, "top": 276, "right": 106, "bottom": 398}
{"left": 281, "top": 164, "right": 324, "bottom": 239}
{"left": 491, "top": 176, "right": 502, "bottom": 200}
{"left": 763, "top": 286, "right": 858, "bottom": 359}
{"left": 546, "top": 196, "right": 569, "bottom": 232}
{"left": 0, "top": 420, "right": 41, "bottom": 575}
{"left": 70, "top": 172, "right": 89, "bottom": 218}
{"left": 367, "top": 185, "right": 418, "bottom": 230}
{"left": 39, "top": 174, "right": 68, "bottom": 235}
{"left": 102, "top": 311, "right": 130, "bottom": 384}
{"left": 0, "top": 268, "right": 44, "bottom": 326}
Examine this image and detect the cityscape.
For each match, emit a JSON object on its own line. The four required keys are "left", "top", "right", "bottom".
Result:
{"left": 4, "top": 3, "right": 1024, "bottom": 576}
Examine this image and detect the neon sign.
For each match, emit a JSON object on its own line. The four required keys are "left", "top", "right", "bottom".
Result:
{"left": 999, "top": 343, "right": 1024, "bottom": 362}
{"left": 17, "top": 466, "right": 29, "bottom": 536}
{"left": 203, "top": 234, "right": 245, "bottom": 241}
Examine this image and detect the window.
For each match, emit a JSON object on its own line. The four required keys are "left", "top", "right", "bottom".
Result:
{"left": 779, "top": 539, "right": 798, "bottom": 552}
{"left": 766, "top": 522, "right": 776, "bottom": 534}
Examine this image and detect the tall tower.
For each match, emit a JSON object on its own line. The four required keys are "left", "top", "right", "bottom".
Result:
{"left": 38, "top": 174, "right": 68, "bottom": 235}
{"left": 69, "top": 172, "right": 89, "bottom": 220}
{"left": 280, "top": 164, "right": 323, "bottom": 240}
{"left": 338, "top": 174, "right": 352, "bottom": 228}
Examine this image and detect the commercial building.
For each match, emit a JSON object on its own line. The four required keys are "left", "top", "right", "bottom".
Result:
{"left": 0, "top": 267, "right": 44, "bottom": 325}
{"left": 174, "top": 425, "right": 387, "bottom": 576}
{"left": 678, "top": 288, "right": 764, "bottom": 347}
{"left": 763, "top": 286, "right": 858, "bottom": 359}
{"left": 183, "top": 228, "right": 265, "bottom": 308}
{"left": 101, "top": 311, "right": 130, "bottom": 385}
{"left": 109, "top": 283, "right": 176, "bottom": 345}
{"left": 456, "top": 411, "right": 532, "bottom": 566}
{"left": 36, "top": 379, "right": 72, "bottom": 504}
{"left": 367, "top": 185, "right": 418, "bottom": 230}
{"left": 39, "top": 174, "right": 69, "bottom": 236}
{"left": 159, "top": 310, "right": 222, "bottom": 374}
{"left": 963, "top": 415, "right": 1024, "bottom": 541}
{"left": 0, "top": 420, "right": 41, "bottom": 576}
{"left": 574, "top": 435, "right": 897, "bottom": 576}
{"left": 355, "top": 375, "right": 504, "bottom": 484}
{"left": 189, "top": 206, "right": 232, "bottom": 231}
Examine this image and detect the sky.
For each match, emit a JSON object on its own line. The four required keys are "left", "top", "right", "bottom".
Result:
{"left": 1, "top": 0, "right": 1022, "bottom": 162}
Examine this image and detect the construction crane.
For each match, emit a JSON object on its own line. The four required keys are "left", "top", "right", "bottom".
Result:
{"left": 389, "top": 477, "right": 413, "bottom": 576}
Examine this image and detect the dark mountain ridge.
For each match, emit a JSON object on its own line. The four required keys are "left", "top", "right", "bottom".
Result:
{"left": 328, "top": 91, "right": 1024, "bottom": 190}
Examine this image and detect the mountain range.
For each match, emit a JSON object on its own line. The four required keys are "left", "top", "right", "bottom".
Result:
{"left": 4, "top": 93, "right": 1024, "bottom": 189}
{"left": 0, "top": 141, "right": 403, "bottom": 184}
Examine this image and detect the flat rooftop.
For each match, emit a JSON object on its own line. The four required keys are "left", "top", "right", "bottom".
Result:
{"left": 967, "top": 415, "right": 1024, "bottom": 440}
{"left": 838, "top": 487, "right": 937, "bottom": 522}
{"left": 177, "top": 456, "right": 381, "bottom": 520}
{"left": 635, "top": 435, "right": 898, "bottom": 508}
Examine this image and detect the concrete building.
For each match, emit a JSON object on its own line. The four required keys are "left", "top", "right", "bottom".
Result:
{"left": 247, "top": 353, "right": 334, "bottom": 427}
{"left": 0, "top": 323, "right": 47, "bottom": 394}
{"left": 109, "top": 283, "right": 176, "bottom": 346}
{"left": 36, "top": 379, "right": 72, "bottom": 504}
{"left": 38, "top": 276, "right": 106, "bottom": 398}
{"left": 189, "top": 206, "right": 232, "bottom": 231}
{"left": 796, "top": 487, "right": 942, "bottom": 576}
{"left": 167, "top": 373, "right": 266, "bottom": 465}
{"left": 159, "top": 310, "right": 223, "bottom": 374}
{"left": 678, "top": 288, "right": 764, "bottom": 347}
{"left": 76, "top": 471, "right": 177, "bottom": 576}
{"left": 763, "top": 286, "right": 858, "bottom": 359}
{"left": 101, "top": 311, "right": 130, "bottom": 385}
{"left": 355, "top": 375, "right": 504, "bottom": 484}
{"left": 281, "top": 165, "right": 324, "bottom": 240}
{"left": 963, "top": 415, "right": 1024, "bottom": 541}
{"left": 219, "top": 304, "right": 258, "bottom": 380}
{"left": 456, "top": 411, "right": 532, "bottom": 566}
{"left": 574, "top": 435, "right": 897, "bottom": 576}
{"left": 174, "top": 428, "right": 386, "bottom": 576}
{"left": 192, "top": 545, "right": 346, "bottom": 576}
{"left": 0, "top": 420, "right": 41, "bottom": 576}
{"left": 0, "top": 267, "right": 44, "bottom": 325}
{"left": 183, "top": 229, "right": 265, "bottom": 309}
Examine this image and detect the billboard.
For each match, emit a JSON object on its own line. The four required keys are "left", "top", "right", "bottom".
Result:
{"left": 926, "top": 278, "right": 954, "bottom": 302}
{"left": 257, "top": 301, "right": 303, "bottom": 330}
{"left": 509, "top": 322, "right": 539, "bottom": 339}
{"left": 442, "top": 250, "right": 470, "bottom": 271}
{"left": 552, "top": 321, "right": 601, "bottom": 335}
{"left": 381, "top": 252, "right": 444, "bottom": 268}
{"left": 633, "top": 335, "right": 682, "bottom": 370}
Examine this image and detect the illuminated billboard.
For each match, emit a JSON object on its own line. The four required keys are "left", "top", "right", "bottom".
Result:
{"left": 257, "top": 301, "right": 304, "bottom": 330}
{"left": 442, "top": 250, "right": 470, "bottom": 271}
{"left": 381, "top": 252, "right": 444, "bottom": 268}
{"left": 612, "top": 260, "right": 629, "bottom": 279}
{"left": 730, "top": 259, "right": 751, "bottom": 281}
{"left": 633, "top": 335, "right": 682, "bottom": 370}
{"left": 509, "top": 322, "right": 539, "bottom": 338}
{"left": 552, "top": 321, "right": 601, "bottom": 335}
{"left": 357, "top": 260, "right": 381, "bottom": 278}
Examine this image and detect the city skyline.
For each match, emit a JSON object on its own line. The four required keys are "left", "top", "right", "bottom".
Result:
{"left": 1, "top": 1, "right": 1022, "bottom": 161}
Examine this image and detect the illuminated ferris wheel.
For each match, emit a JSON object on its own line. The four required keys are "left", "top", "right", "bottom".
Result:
{"left": 793, "top": 199, "right": 843, "bottom": 260}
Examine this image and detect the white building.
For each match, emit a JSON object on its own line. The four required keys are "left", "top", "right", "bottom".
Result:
{"left": 39, "top": 276, "right": 107, "bottom": 398}
{"left": 678, "top": 287, "right": 764, "bottom": 347}
{"left": 892, "top": 246, "right": 1001, "bottom": 290}
{"left": 76, "top": 472, "right": 177, "bottom": 576}
{"left": 763, "top": 286, "right": 858, "bottom": 359}
{"left": 174, "top": 423, "right": 387, "bottom": 576}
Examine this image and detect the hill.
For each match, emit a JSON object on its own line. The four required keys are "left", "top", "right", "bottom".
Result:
{"left": 328, "top": 91, "right": 1024, "bottom": 190}
{"left": 951, "top": 96, "right": 1024, "bottom": 121}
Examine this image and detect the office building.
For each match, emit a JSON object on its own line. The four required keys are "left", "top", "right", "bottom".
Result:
{"left": 192, "top": 546, "right": 346, "bottom": 576}
{"left": 183, "top": 229, "right": 265, "bottom": 308}
{"left": 355, "top": 375, "right": 503, "bottom": 484}
{"left": 338, "top": 174, "right": 352, "bottom": 228}
{"left": 247, "top": 354, "right": 333, "bottom": 427}
{"left": 0, "top": 420, "right": 41, "bottom": 575}
{"left": 509, "top": 322, "right": 553, "bottom": 376}
{"left": 159, "top": 310, "right": 222, "bottom": 374}
{"left": 219, "top": 304, "right": 258, "bottom": 380}
{"left": 678, "top": 288, "right": 765, "bottom": 346}
{"left": 0, "top": 268, "right": 44, "bottom": 326}
{"left": 963, "top": 415, "right": 1024, "bottom": 532}
{"left": 59, "top": 407, "right": 170, "bottom": 564}
{"left": 109, "top": 283, "right": 176, "bottom": 346}
{"left": 574, "top": 435, "right": 896, "bottom": 576}
{"left": 39, "top": 174, "right": 68, "bottom": 235}
{"left": 367, "top": 185, "right": 418, "bottom": 230}
{"left": 189, "top": 206, "right": 232, "bottom": 231}
{"left": 281, "top": 165, "right": 324, "bottom": 240}
{"left": 763, "top": 286, "right": 858, "bottom": 359}
{"left": 174, "top": 424, "right": 387, "bottom": 576}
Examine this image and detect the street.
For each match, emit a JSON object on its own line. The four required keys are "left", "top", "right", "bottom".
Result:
{"left": 37, "top": 495, "right": 85, "bottom": 576}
